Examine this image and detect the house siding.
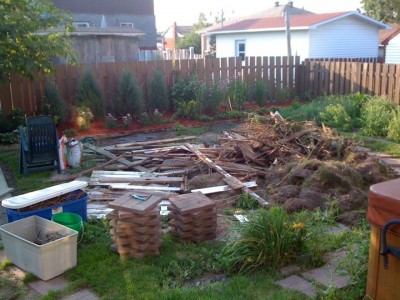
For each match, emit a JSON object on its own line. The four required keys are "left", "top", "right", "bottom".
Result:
{"left": 308, "top": 16, "right": 379, "bottom": 58}
{"left": 216, "top": 30, "right": 309, "bottom": 59}
{"left": 386, "top": 34, "right": 400, "bottom": 63}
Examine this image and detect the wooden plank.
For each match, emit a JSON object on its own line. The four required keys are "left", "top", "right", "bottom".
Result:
{"left": 255, "top": 57, "right": 262, "bottom": 83}
{"left": 288, "top": 56, "right": 294, "bottom": 95}
{"left": 223, "top": 176, "right": 245, "bottom": 189}
{"left": 361, "top": 62, "right": 368, "bottom": 94}
{"left": 282, "top": 56, "right": 288, "bottom": 90}
{"left": 394, "top": 65, "right": 400, "bottom": 104}
{"left": 248, "top": 56, "right": 256, "bottom": 89}
{"left": 114, "top": 136, "right": 196, "bottom": 148}
{"left": 99, "top": 176, "right": 183, "bottom": 184}
{"left": 191, "top": 181, "right": 257, "bottom": 195}
{"left": 381, "top": 63, "right": 389, "bottom": 96}
{"left": 269, "top": 56, "right": 276, "bottom": 99}
{"left": 84, "top": 143, "right": 149, "bottom": 172}
{"left": 344, "top": 61, "right": 352, "bottom": 94}
{"left": 276, "top": 56, "right": 282, "bottom": 93}
{"left": 387, "top": 64, "right": 396, "bottom": 100}
{"left": 109, "top": 184, "right": 181, "bottom": 192}
{"left": 334, "top": 61, "right": 340, "bottom": 95}
{"left": 367, "top": 62, "right": 375, "bottom": 95}
{"left": 220, "top": 57, "right": 228, "bottom": 85}
{"left": 374, "top": 63, "right": 382, "bottom": 95}
{"left": 184, "top": 143, "right": 268, "bottom": 207}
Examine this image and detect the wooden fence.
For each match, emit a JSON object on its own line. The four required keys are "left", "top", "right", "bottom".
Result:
{"left": 0, "top": 56, "right": 300, "bottom": 117}
{"left": 1, "top": 56, "right": 400, "bottom": 117}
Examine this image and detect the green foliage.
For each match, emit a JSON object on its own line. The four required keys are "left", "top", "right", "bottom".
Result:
{"left": 81, "top": 219, "right": 110, "bottom": 245}
{"left": 320, "top": 103, "right": 352, "bottom": 131}
{"left": 173, "top": 123, "right": 205, "bottom": 136}
{"left": 114, "top": 69, "right": 143, "bottom": 117}
{"left": 362, "top": 0, "right": 400, "bottom": 22}
{"left": 275, "top": 86, "right": 291, "bottom": 102}
{"left": 227, "top": 80, "right": 248, "bottom": 110}
{"left": 76, "top": 105, "right": 93, "bottom": 131}
{"left": 216, "top": 110, "right": 246, "bottom": 120}
{"left": 252, "top": 80, "right": 270, "bottom": 106}
{"left": 148, "top": 68, "right": 169, "bottom": 112}
{"left": 104, "top": 113, "right": 118, "bottom": 129}
{"left": 221, "top": 207, "right": 307, "bottom": 274}
{"left": 42, "top": 81, "right": 67, "bottom": 122}
{"left": 75, "top": 71, "right": 105, "bottom": 120}
{"left": 361, "top": 96, "right": 396, "bottom": 137}
{"left": 0, "top": 108, "right": 25, "bottom": 134}
{"left": 0, "top": 0, "right": 76, "bottom": 81}
{"left": 203, "top": 81, "right": 224, "bottom": 115}
{"left": 176, "top": 31, "right": 202, "bottom": 54}
{"left": 387, "top": 108, "right": 400, "bottom": 142}
{"left": 280, "top": 93, "right": 369, "bottom": 131}
{"left": 171, "top": 75, "right": 199, "bottom": 108}
{"left": 174, "top": 100, "right": 202, "bottom": 119}
{"left": 0, "top": 132, "right": 19, "bottom": 145}
{"left": 235, "top": 193, "right": 259, "bottom": 210}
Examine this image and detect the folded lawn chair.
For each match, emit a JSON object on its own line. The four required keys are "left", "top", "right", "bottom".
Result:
{"left": 19, "top": 116, "right": 61, "bottom": 176}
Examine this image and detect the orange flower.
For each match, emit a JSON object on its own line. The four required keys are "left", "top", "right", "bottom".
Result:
{"left": 246, "top": 257, "right": 253, "bottom": 263}
{"left": 292, "top": 222, "right": 304, "bottom": 229}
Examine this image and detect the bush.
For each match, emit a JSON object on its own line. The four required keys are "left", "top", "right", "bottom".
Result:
{"left": 0, "top": 108, "right": 25, "bottom": 133}
{"left": 320, "top": 103, "right": 352, "bottom": 131}
{"left": 75, "top": 71, "right": 105, "bottom": 120}
{"left": 252, "top": 80, "right": 270, "bottom": 106}
{"left": 227, "top": 80, "right": 248, "bottom": 110}
{"left": 202, "top": 81, "right": 224, "bottom": 116}
{"left": 171, "top": 75, "right": 199, "bottom": 108}
{"left": 148, "top": 68, "right": 169, "bottom": 112}
{"left": 236, "top": 193, "right": 259, "bottom": 209}
{"left": 221, "top": 207, "right": 307, "bottom": 274}
{"left": 174, "top": 100, "right": 202, "bottom": 120}
{"left": 387, "top": 108, "right": 400, "bottom": 142}
{"left": 216, "top": 110, "right": 246, "bottom": 120}
{"left": 361, "top": 96, "right": 396, "bottom": 137}
{"left": 114, "top": 69, "right": 143, "bottom": 117}
{"left": 42, "top": 81, "right": 67, "bottom": 123}
{"left": 104, "top": 113, "right": 118, "bottom": 129}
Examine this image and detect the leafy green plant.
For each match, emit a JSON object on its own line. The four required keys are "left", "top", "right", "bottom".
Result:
{"left": 0, "top": 132, "right": 19, "bottom": 145}
{"left": 275, "top": 86, "right": 291, "bottom": 102}
{"left": 114, "top": 69, "right": 143, "bottom": 117}
{"left": 148, "top": 68, "right": 169, "bottom": 112}
{"left": 227, "top": 80, "right": 248, "bottom": 110}
{"left": 361, "top": 96, "right": 396, "bottom": 137}
{"left": 76, "top": 105, "right": 93, "bottom": 131}
{"left": 104, "top": 113, "right": 118, "bottom": 129}
{"left": 174, "top": 100, "right": 202, "bottom": 119}
{"left": 387, "top": 107, "right": 400, "bottom": 142}
{"left": 216, "top": 110, "right": 246, "bottom": 120}
{"left": 235, "top": 193, "right": 259, "bottom": 209}
{"left": 320, "top": 103, "right": 352, "bottom": 131}
{"left": 42, "top": 81, "right": 67, "bottom": 123}
{"left": 252, "top": 80, "right": 270, "bottom": 106}
{"left": 138, "top": 112, "right": 152, "bottom": 126}
{"left": 221, "top": 206, "right": 307, "bottom": 274}
{"left": 171, "top": 75, "right": 199, "bottom": 108}
{"left": 75, "top": 71, "right": 105, "bottom": 120}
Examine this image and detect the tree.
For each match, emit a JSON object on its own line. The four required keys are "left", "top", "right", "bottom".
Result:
{"left": 0, "top": 0, "right": 75, "bottom": 81}
{"left": 362, "top": 0, "right": 400, "bottom": 22}
{"left": 176, "top": 13, "right": 211, "bottom": 54}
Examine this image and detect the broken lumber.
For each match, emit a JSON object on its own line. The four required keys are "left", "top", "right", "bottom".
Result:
{"left": 184, "top": 143, "right": 268, "bottom": 207}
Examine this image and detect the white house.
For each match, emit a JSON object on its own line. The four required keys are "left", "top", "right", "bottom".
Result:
{"left": 206, "top": 11, "right": 390, "bottom": 60}
{"left": 380, "top": 23, "right": 400, "bottom": 63}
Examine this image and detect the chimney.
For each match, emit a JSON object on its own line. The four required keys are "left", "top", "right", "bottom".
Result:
{"left": 274, "top": 1, "right": 279, "bottom": 7}
{"left": 288, "top": 1, "right": 293, "bottom": 7}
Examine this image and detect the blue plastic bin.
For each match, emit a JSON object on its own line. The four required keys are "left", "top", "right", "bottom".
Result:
{"left": 6, "top": 189, "right": 88, "bottom": 222}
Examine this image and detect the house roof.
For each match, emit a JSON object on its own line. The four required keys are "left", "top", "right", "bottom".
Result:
{"left": 207, "top": 11, "right": 390, "bottom": 34}
{"left": 69, "top": 27, "right": 145, "bottom": 37}
{"left": 380, "top": 23, "right": 400, "bottom": 45}
{"left": 199, "top": 2, "right": 312, "bottom": 34}
{"left": 52, "top": 0, "right": 154, "bottom": 15}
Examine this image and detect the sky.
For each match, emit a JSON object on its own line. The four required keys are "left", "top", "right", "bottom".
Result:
{"left": 154, "top": 0, "right": 363, "bottom": 31}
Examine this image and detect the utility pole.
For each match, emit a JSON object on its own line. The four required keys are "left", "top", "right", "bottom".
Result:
{"left": 220, "top": 9, "right": 224, "bottom": 29}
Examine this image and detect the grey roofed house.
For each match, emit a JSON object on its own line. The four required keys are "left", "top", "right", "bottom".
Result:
{"left": 52, "top": 0, "right": 157, "bottom": 50}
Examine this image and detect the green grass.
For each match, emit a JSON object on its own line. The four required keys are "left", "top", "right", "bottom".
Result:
{"left": 0, "top": 149, "right": 53, "bottom": 194}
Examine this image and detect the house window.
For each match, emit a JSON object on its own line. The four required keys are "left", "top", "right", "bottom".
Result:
{"left": 120, "top": 22, "right": 134, "bottom": 28}
{"left": 73, "top": 22, "right": 89, "bottom": 28}
{"left": 235, "top": 40, "right": 246, "bottom": 61}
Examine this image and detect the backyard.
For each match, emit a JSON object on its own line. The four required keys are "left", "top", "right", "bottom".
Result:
{"left": 1, "top": 91, "right": 400, "bottom": 299}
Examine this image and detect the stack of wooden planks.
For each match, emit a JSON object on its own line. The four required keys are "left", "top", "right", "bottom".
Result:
{"left": 108, "top": 193, "right": 163, "bottom": 258}
{"left": 168, "top": 192, "right": 217, "bottom": 242}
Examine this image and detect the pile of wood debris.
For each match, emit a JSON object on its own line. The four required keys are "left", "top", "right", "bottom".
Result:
{"left": 81, "top": 113, "right": 392, "bottom": 226}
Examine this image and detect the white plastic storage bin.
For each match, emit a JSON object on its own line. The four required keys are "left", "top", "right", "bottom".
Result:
{"left": 0, "top": 216, "right": 78, "bottom": 281}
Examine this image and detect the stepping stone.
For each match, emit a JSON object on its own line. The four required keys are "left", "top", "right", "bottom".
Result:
{"left": 28, "top": 276, "right": 68, "bottom": 295}
{"left": 279, "top": 264, "right": 301, "bottom": 277}
{"left": 275, "top": 275, "right": 317, "bottom": 298}
{"left": 61, "top": 289, "right": 99, "bottom": 300}
{"left": 302, "top": 265, "right": 351, "bottom": 289}
{"left": 379, "top": 157, "right": 400, "bottom": 167}
{"left": 326, "top": 223, "right": 349, "bottom": 235}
